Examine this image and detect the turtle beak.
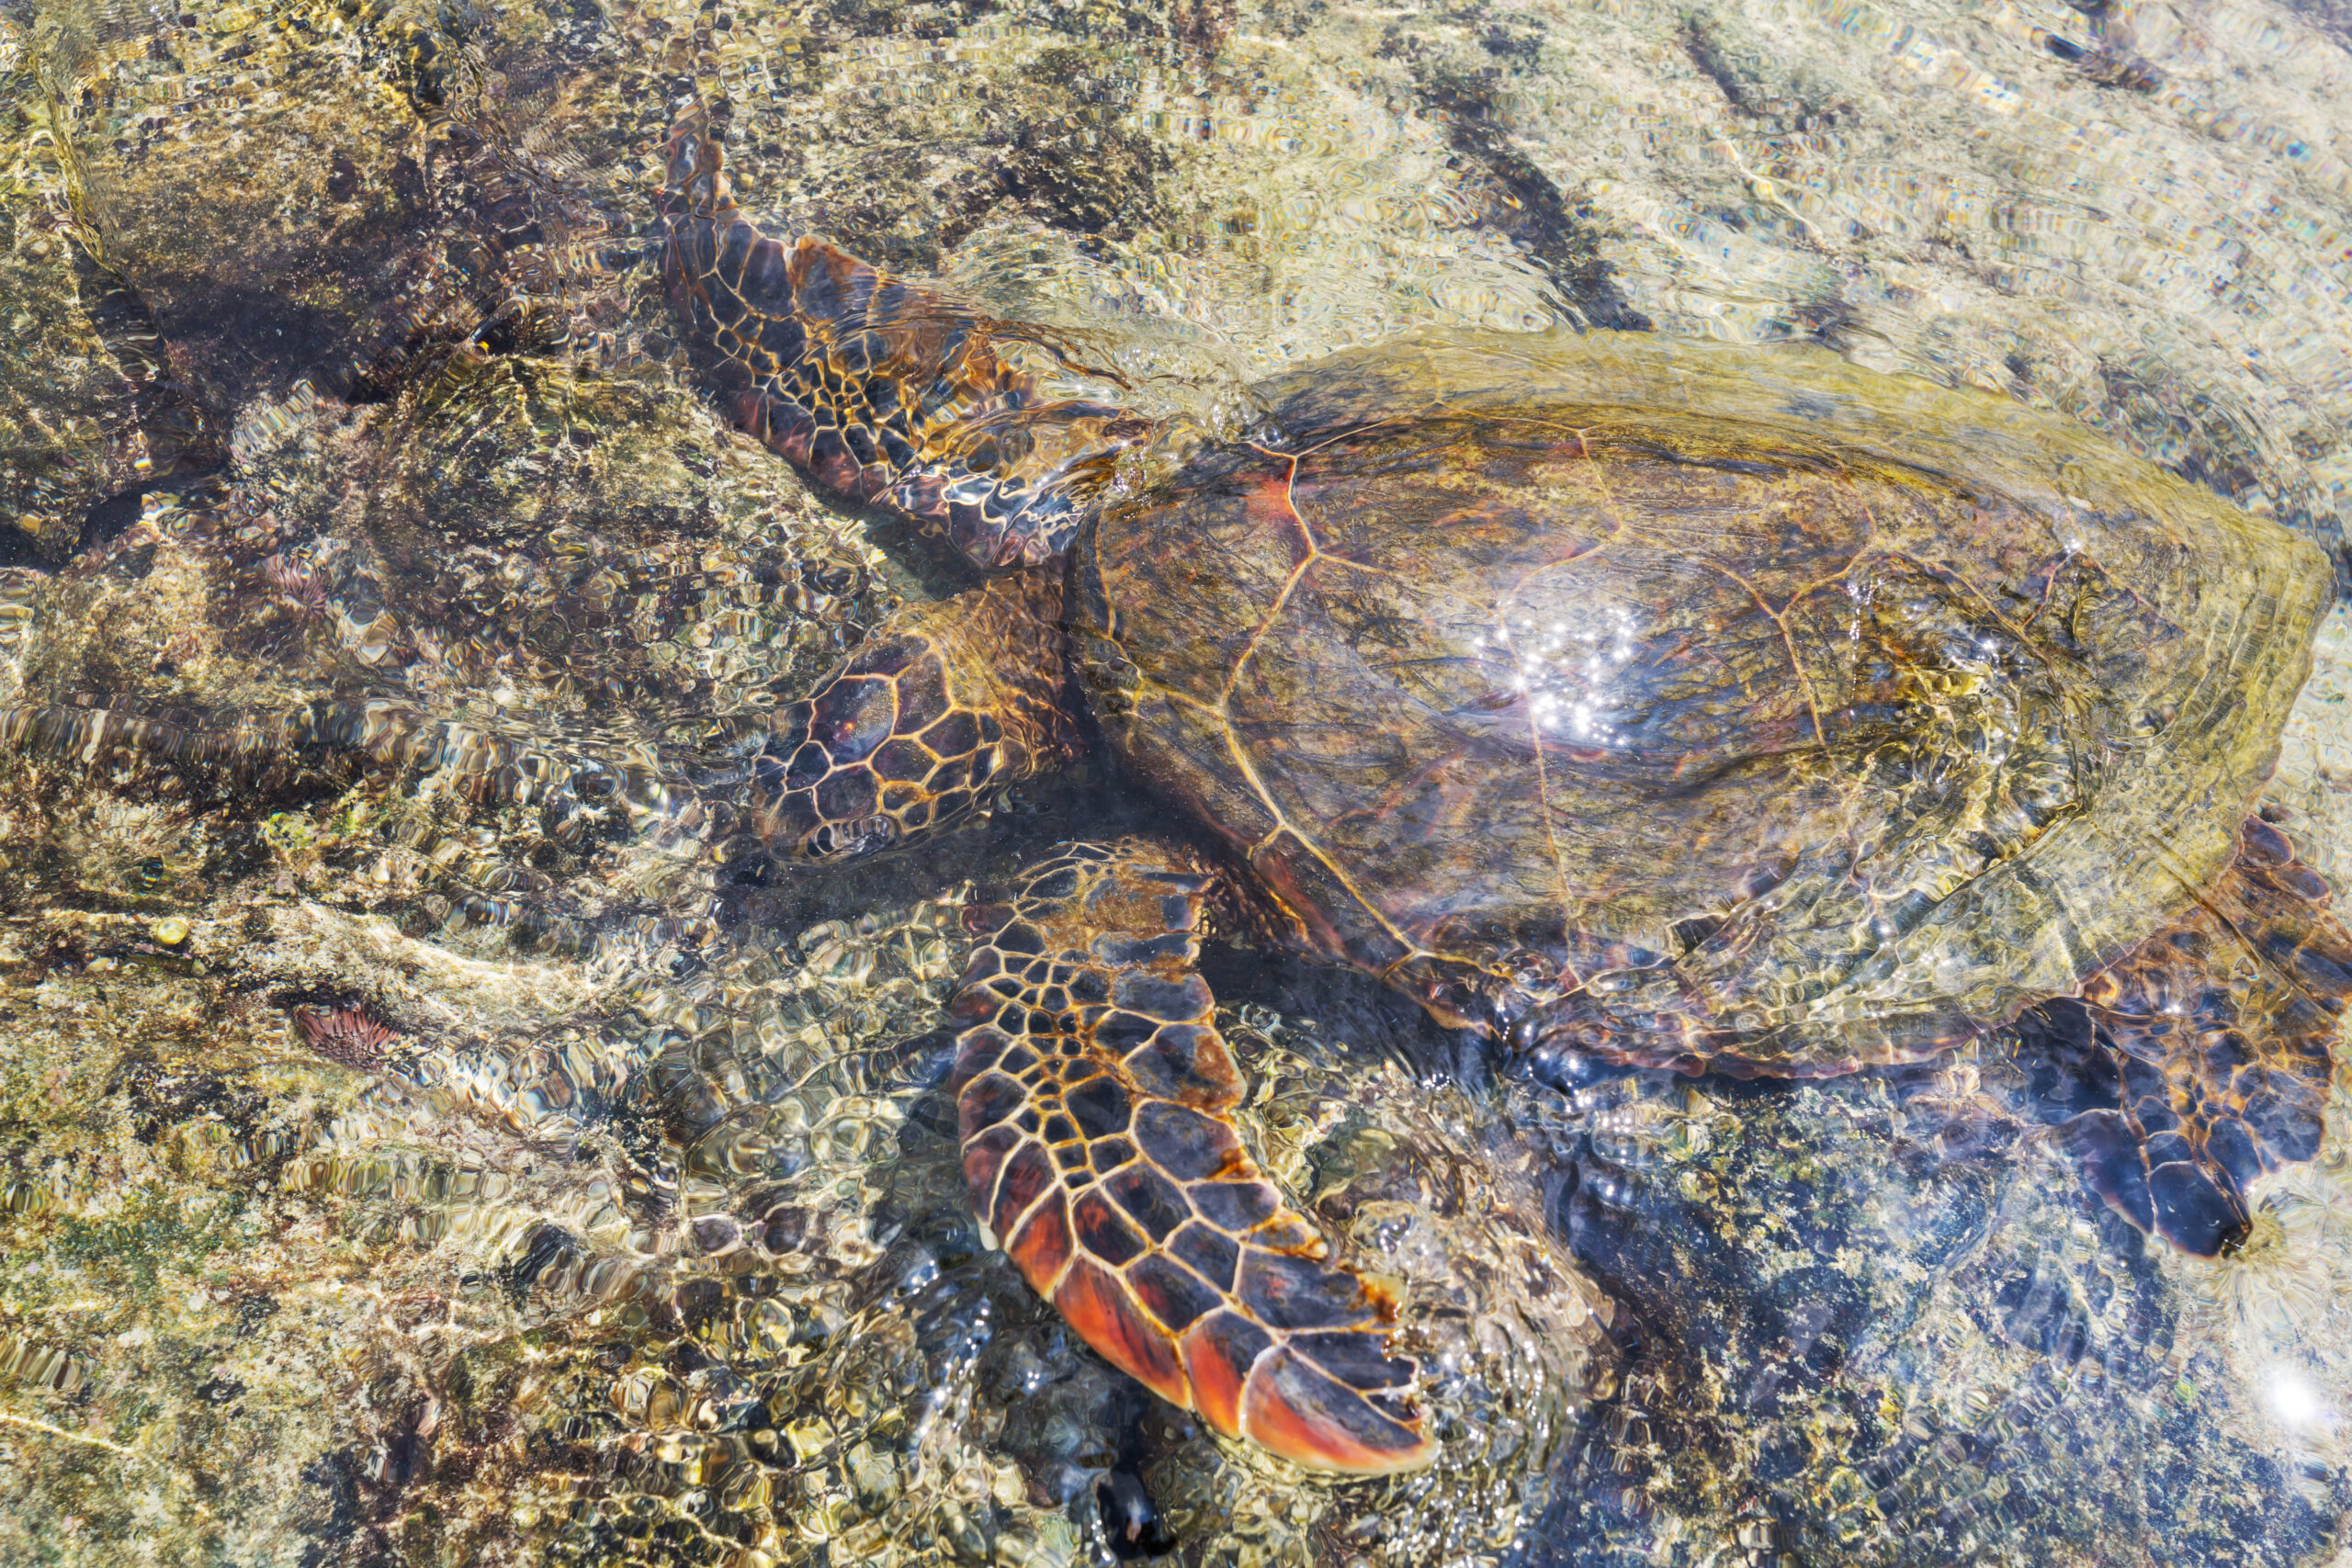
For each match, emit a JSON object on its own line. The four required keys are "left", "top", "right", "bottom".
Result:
{"left": 658, "top": 112, "right": 737, "bottom": 222}
{"left": 797, "top": 812, "right": 899, "bottom": 863}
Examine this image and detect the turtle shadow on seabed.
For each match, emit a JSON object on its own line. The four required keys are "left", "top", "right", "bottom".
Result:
{"left": 1107, "top": 939, "right": 2349, "bottom": 1568}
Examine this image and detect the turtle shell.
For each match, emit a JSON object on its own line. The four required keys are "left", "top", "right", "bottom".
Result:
{"left": 1074, "top": 331, "right": 2335, "bottom": 1075}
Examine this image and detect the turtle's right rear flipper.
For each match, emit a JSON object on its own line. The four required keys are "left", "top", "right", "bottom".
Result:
{"left": 2035, "top": 816, "right": 2350, "bottom": 1256}
{"left": 658, "top": 112, "right": 1148, "bottom": 569}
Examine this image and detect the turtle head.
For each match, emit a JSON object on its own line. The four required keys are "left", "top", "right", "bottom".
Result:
{"left": 744, "top": 633, "right": 949, "bottom": 868}
{"left": 656, "top": 107, "right": 738, "bottom": 224}
{"left": 739, "top": 572, "right": 1080, "bottom": 869}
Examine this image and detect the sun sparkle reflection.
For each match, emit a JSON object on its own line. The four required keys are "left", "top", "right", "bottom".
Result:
{"left": 2264, "top": 1364, "right": 2335, "bottom": 1432}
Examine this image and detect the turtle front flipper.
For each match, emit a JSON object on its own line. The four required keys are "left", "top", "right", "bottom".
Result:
{"left": 658, "top": 111, "right": 1149, "bottom": 568}
{"left": 2033, "top": 815, "right": 2352, "bottom": 1256}
{"left": 952, "top": 840, "right": 1437, "bottom": 1474}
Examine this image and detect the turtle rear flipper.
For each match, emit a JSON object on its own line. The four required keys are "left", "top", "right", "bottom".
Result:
{"left": 659, "top": 112, "right": 1148, "bottom": 568}
{"left": 2048, "top": 816, "right": 2351, "bottom": 1255}
{"left": 952, "top": 840, "right": 1437, "bottom": 1474}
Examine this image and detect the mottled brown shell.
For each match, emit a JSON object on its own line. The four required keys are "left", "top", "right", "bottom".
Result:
{"left": 1077, "top": 331, "right": 2335, "bottom": 1077}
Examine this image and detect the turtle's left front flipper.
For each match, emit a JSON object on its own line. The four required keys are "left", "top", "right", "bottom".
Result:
{"left": 952, "top": 840, "right": 1436, "bottom": 1474}
{"left": 2042, "top": 815, "right": 2352, "bottom": 1255}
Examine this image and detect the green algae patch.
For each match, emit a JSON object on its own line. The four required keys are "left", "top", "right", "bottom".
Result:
{"left": 44, "top": 1182, "right": 245, "bottom": 1294}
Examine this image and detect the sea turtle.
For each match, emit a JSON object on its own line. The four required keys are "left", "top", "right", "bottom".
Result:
{"left": 655, "top": 113, "right": 2352, "bottom": 1475}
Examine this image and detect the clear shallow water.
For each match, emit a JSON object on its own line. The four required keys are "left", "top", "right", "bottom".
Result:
{"left": 0, "top": 0, "right": 2350, "bottom": 1562}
